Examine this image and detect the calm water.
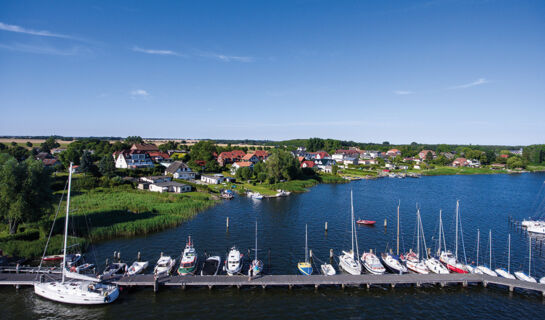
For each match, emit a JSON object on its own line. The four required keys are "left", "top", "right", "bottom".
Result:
{"left": 3, "top": 173, "right": 545, "bottom": 319}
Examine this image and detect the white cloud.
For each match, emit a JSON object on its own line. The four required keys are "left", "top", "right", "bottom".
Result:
{"left": 0, "top": 21, "right": 72, "bottom": 39}
{"left": 130, "top": 89, "right": 149, "bottom": 97}
{"left": 394, "top": 90, "right": 414, "bottom": 95}
{"left": 132, "top": 46, "right": 182, "bottom": 56}
{"left": 200, "top": 52, "right": 254, "bottom": 63}
{"left": 449, "top": 78, "right": 488, "bottom": 89}
{"left": 0, "top": 43, "right": 86, "bottom": 55}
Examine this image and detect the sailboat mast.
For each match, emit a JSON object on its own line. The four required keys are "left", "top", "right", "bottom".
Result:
{"left": 416, "top": 209, "right": 420, "bottom": 259}
{"left": 396, "top": 202, "right": 400, "bottom": 256}
{"left": 508, "top": 234, "right": 511, "bottom": 274}
{"left": 61, "top": 162, "right": 73, "bottom": 284}
{"left": 489, "top": 230, "right": 492, "bottom": 268}
{"left": 529, "top": 237, "right": 531, "bottom": 276}
{"left": 305, "top": 224, "right": 308, "bottom": 263}
{"left": 255, "top": 221, "right": 258, "bottom": 261}
{"left": 476, "top": 229, "right": 480, "bottom": 266}
{"left": 350, "top": 190, "right": 355, "bottom": 257}
{"left": 455, "top": 200, "right": 459, "bottom": 260}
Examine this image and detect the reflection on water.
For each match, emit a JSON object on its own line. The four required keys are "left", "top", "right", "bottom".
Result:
{"left": 2, "top": 173, "right": 545, "bottom": 318}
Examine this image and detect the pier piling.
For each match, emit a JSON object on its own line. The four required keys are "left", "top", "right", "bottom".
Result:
{"left": 226, "top": 217, "right": 229, "bottom": 229}
{"left": 325, "top": 222, "right": 328, "bottom": 232}
{"left": 137, "top": 252, "right": 141, "bottom": 262}
{"left": 384, "top": 219, "right": 387, "bottom": 228}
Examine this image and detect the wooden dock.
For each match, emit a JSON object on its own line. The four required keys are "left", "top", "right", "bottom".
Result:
{"left": 1, "top": 272, "right": 544, "bottom": 296}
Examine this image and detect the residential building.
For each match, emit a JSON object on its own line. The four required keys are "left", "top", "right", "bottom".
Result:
{"left": 217, "top": 150, "right": 246, "bottom": 166}
{"left": 114, "top": 150, "right": 154, "bottom": 169}
{"left": 362, "top": 150, "right": 382, "bottom": 159}
{"left": 164, "top": 161, "right": 195, "bottom": 180}
{"left": 149, "top": 181, "right": 191, "bottom": 193}
{"left": 148, "top": 151, "right": 170, "bottom": 162}
{"left": 386, "top": 149, "right": 401, "bottom": 157}
{"left": 418, "top": 150, "right": 436, "bottom": 159}
{"left": 452, "top": 158, "right": 469, "bottom": 167}
{"left": 231, "top": 161, "right": 254, "bottom": 174}
{"left": 250, "top": 150, "right": 269, "bottom": 161}
{"left": 360, "top": 159, "right": 378, "bottom": 165}
{"left": 201, "top": 174, "right": 225, "bottom": 184}
{"left": 130, "top": 143, "right": 159, "bottom": 152}
{"left": 241, "top": 153, "right": 259, "bottom": 164}
{"left": 301, "top": 160, "right": 315, "bottom": 168}
{"left": 140, "top": 176, "right": 172, "bottom": 184}
{"left": 341, "top": 157, "right": 359, "bottom": 165}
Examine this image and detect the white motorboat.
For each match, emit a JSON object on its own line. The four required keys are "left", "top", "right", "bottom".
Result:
{"left": 338, "top": 190, "right": 362, "bottom": 275}
{"left": 225, "top": 247, "right": 243, "bottom": 276}
{"left": 527, "top": 224, "right": 545, "bottom": 234}
{"left": 540, "top": 277, "right": 545, "bottom": 284}
{"left": 514, "top": 237, "right": 536, "bottom": 283}
{"left": 178, "top": 236, "right": 198, "bottom": 275}
{"left": 100, "top": 262, "right": 127, "bottom": 279}
{"left": 521, "top": 219, "right": 545, "bottom": 228}
{"left": 127, "top": 261, "right": 149, "bottom": 276}
{"left": 247, "top": 192, "right": 264, "bottom": 200}
{"left": 321, "top": 263, "right": 336, "bottom": 276}
{"left": 276, "top": 190, "right": 291, "bottom": 197}
{"left": 154, "top": 256, "right": 175, "bottom": 276}
{"left": 361, "top": 250, "right": 385, "bottom": 274}
{"left": 34, "top": 163, "right": 119, "bottom": 305}
{"left": 381, "top": 252, "right": 407, "bottom": 274}
{"left": 425, "top": 257, "right": 449, "bottom": 274}
{"left": 495, "top": 234, "right": 515, "bottom": 279}
{"left": 201, "top": 256, "right": 221, "bottom": 276}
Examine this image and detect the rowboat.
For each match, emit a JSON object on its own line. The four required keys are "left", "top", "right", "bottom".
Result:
{"left": 356, "top": 220, "right": 376, "bottom": 225}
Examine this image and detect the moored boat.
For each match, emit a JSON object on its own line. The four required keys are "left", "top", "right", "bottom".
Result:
{"left": 361, "top": 250, "right": 385, "bottom": 274}
{"left": 338, "top": 190, "right": 362, "bottom": 275}
{"left": 356, "top": 220, "right": 376, "bottom": 225}
{"left": 100, "top": 262, "right": 127, "bottom": 279}
{"left": 495, "top": 234, "right": 515, "bottom": 279}
{"left": 178, "top": 236, "right": 198, "bottom": 275}
{"left": 514, "top": 237, "right": 536, "bottom": 283}
{"left": 201, "top": 256, "right": 221, "bottom": 276}
{"left": 321, "top": 263, "right": 336, "bottom": 276}
{"left": 249, "top": 221, "right": 264, "bottom": 277}
{"left": 127, "top": 261, "right": 149, "bottom": 276}
{"left": 225, "top": 247, "right": 243, "bottom": 276}
{"left": 425, "top": 257, "right": 449, "bottom": 274}
{"left": 297, "top": 224, "right": 313, "bottom": 276}
{"left": 154, "top": 256, "right": 175, "bottom": 276}
{"left": 381, "top": 252, "right": 407, "bottom": 274}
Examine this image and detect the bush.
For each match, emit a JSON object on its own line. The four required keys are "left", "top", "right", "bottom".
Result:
{"left": 0, "top": 229, "right": 40, "bottom": 242}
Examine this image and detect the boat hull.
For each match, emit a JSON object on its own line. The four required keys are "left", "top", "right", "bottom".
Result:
{"left": 495, "top": 268, "right": 515, "bottom": 280}
{"left": 297, "top": 262, "right": 313, "bottom": 276}
{"left": 34, "top": 281, "right": 119, "bottom": 305}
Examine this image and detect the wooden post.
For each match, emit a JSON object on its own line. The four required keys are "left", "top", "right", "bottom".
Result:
{"left": 384, "top": 219, "right": 387, "bottom": 228}
{"left": 309, "top": 249, "right": 313, "bottom": 265}
{"left": 113, "top": 251, "right": 117, "bottom": 259}
{"left": 137, "top": 251, "right": 141, "bottom": 262}
{"left": 117, "top": 251, "right": 121, "bottom": 261}
{"left": 325, "top": 222, "right": 328, "bottom": 232}
{"left": 161, "top": 252, "right": 163, "bottom": 257}
{"left": 153, "top": 276, "right": 158, "bottom": 293}
{"left": 330, "top": 249, "right": 334, "bottom": 264}
{"left": 105, "top": 258, "right": 109, "bottom": 267}
{"left": 226, "top": 217, "right": 229, "bottom": 229}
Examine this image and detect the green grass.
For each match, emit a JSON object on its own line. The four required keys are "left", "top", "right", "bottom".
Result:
{"left": 0, "top": 235, "right": 87, "bottom": 260}
{"left": 412, "top": 166, "right": 508, "bottom": 176}
{"left": 527, "top": 165, "right": 545, "bottom": 172}
{"left": 340, "top": 168, "right": 378, "bottom": 178}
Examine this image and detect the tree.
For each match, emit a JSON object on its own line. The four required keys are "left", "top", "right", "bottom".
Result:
{"left": 0, "top": 157, "right": 53, "bottom": 234}
{"left": 99, "top": 155, "right": 116, "bottom": 177}
{"left": 8, "top": 146, "right": 30, "bottom": 161}
{"left": 506, "top": 156, "right": 524, "bottom": 169}
{"left": 188, "top": 140, "right": 218, "bottom": 171}
{"left": 306, "top": 138, "right": 325, "bottom": 152}
{"left": 59, "top": 148, "right": 82, "bottom": 167}
{"left": 265, "top": 149, "right": 301, "bottom": 183}
{"left": 80, "top": 151, "right": 97, "bottom": 175}
{"left": 124, "top": 136, "right": 144, "bottom": 145}
{"left": 40, "top": 136, "right": 60, "bottom": 153}
{"left": 332, "top": 164, "right": 338, "bottom": 175}
{"left": 26, "top": 141, "right": 33, "bottom": 147}
{"left": 425, "top": 151, "right": 433, "bottom": 162}
{"left": 159, "top": 141, "right": 178, "bottom": 153}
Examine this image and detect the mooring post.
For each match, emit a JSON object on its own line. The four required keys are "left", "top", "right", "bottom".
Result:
{"left": 390, "top": 283, "right": 395, "bottom": 289}
{"left": 315, "top": 284, "right": 319, "bottom": 290}
{"left": 105, "top": 258, "right": 109, "bottom": 267}
{"left": 137, "top": 251, "right": 141, "bottom": 262}
{"left": 384, "top": 219, "right": 387, "bottom": 228}
{"left": 226, "top": 217, "right": 229, "bottom": 229}
{"left": 366, "top": 283, "right": 370, "bottom": 290}
{"left": 153, "top": 276, "right": 158, "bottom": 293}
{"left": 16, "top": 263, "right": 19, "bottom": 274}
{"left": 440, "top": 282, "right": 445, "bottom": 288}
{"left": 113, "top": 251, "right": 117, "bottom": 260}
{"left": 416, "top": 282, "right": 421, "bottom": 288}
{"left": 309, "top": 249, "right": 313, "bottom": 264}
{"left": 208, "top": 285, "right": 213, "bottom": 290}
{"left": 330, "top": 249, "right": 334, "bottom": 264}
{"left": 463, "top": 281, "right": 468, "bottom": 288}
{"left": 117, "top": 251, "right": 121, "bottom": 262}
{"left": 509, "top": 286, "right": 514, "bottom": 292}
{"left": 325, "top": 221, "right": 328, "bottom": 232}
{"left": 483, "top": 281, "right": 488, "bottom": 288}
{"left": 161, "top": 251, "right": 163, "bottom": 257}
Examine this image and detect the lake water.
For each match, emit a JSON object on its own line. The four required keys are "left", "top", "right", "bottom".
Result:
{"left": 2, "top": 173, "right": 545, "bottom": 319}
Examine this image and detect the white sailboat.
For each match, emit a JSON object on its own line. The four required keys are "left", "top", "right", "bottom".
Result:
{"left": 361, "top": 249, "right": 386, "bottom": 274}
{"left": 476, "top": 230, "right": 497, "bottom": 276}
{"left": 439, "top": 201, "right": 469, "bottom": 274}
{"left": 249, "top": 221, "right": 264, "bottom": 276}
{"left": 34, "top": 163, "right": 119, "bottom": 305}
{"left": 381, "top": 203, "right": 408, "bottom": 274}
{"left": 495, "top": 234, "right": 515, "bottom": 279}
{"left": 338, "top": 190, "right": 362, "bottom": 275}
{"left": 514, "top": 237, "right": 537, "bottom": 283}
{"left": 404, "top": 208, "right": 429, "bottom": 274}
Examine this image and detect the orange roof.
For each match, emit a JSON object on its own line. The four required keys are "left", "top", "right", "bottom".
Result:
{"left": 301, "top": 161, "right": 315, "bottom": 168}
{"left": 388, "top": 149, "right": 400, "bottom": 153}
{"left": 253, "top": 150, "right": 269, "bottom": 157}
{"left": 242, "top": 154, "right": 256, "bottom": 161}
{"left": 235, "top": 161, "right": 253, "bottom": 167}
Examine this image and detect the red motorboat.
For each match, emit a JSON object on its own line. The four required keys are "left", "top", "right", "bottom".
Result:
{"left": 356, "top": 219, "right": 376, "bottom": 225}
{"left": 43, "top": 254, "right": 63, "bottom": 262}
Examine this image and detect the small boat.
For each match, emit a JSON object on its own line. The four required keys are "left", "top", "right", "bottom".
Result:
{"left": 356, "top": 220, "right": 376, "bottom": 225}
{"left": 425, "top": 257, "right": 449, "bottom": 274}
{"left": 249, "top": 221, "right": 264, "bottom": 277}
{"left": 361, "top": 250, "right": 386, "bottom": 274}
{"left": 297, "top": 224, "right": 313, "bottom": 276}
{"left": 178, "top": 236, "right": 198, "bottom": 275}
{"left": 495, "top": 234, "right": 515, "bottom": 279}
{"left": 100, "top": 262, "right": 127, "bottom": 279}
{"left": 338, "top": 191, "right": 362, "bottom": 275}
{"left": 247, "top": 192, "right": 263, "bottom": 200}
{"left": 381, "top": 252, "right": 408, "bottom": 274}
{"left": 127, "top": 261, "right": 149, "bottom": 276}
{"left": 43, "top": 254, "right": 64, "bottom": 262}
{"left": 154, "top": 256, "right": 175, "bottom": 276}
{"left": 496, "top": 268, "right": 515, "bottom": 279}
{"left": 65, "top": 254, "right": 82, "bottom": 268}
{"left": 201, "top": 256, "right": 221, "bottom": 276}
{"left": 402, "top": 250, "right": 429, "bottom": 274}
{"left": 514, "top": 237, "right": 536, "bottom": 283}
{"left": 321, "top": 263, "right": 336, "bottom": 276}
{"left": 225, "top": 247, "right": 243, "bottom": 276}
{"left": 221, "top": 190, "right": 234, "bottom": 199}
{"left": 276, "top": 190, "right": 291, "bottom": 197}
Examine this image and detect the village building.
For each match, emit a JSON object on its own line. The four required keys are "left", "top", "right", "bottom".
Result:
{"left": 300, "top": 160, "right": 315, "bottom": 168}
{"left": 241, "top": 153, "right": 259, "bottom": 164}
{"left": 249, "top": 150, "right": 269, "bottom": 161}
{"left": 418, "top": 150, "right": 436, "bottom": 159}
{"left": 149, "top": 181, "right": 191, "bottom": 193}
{"left": 217, "top": 150, "right": 246, "bottom": 166}
{"left": 164, "top": 161, "right": 195, "bottom": 180}
{"left": 452, "top": 158, "right": 469, "bottom": 167}
{"left": 138, "top": 176, "right": 172, "bottom": 190}
{"left": 201, "top": 174, "right": 225, "bottom": 184}
{"left": 114, "top": 150, "right": 154, "bottom": 169}
{"left": 386, "top": 149, "right": 401, "bottom": 157}
{"left": 148, "top": 151, "right": 170, "bottom": 162}
{"left": 230, "top": 161, "right": 254, "bottom": 174}
{"left": 130, "top": 143, "right": 159, "bottom": 152}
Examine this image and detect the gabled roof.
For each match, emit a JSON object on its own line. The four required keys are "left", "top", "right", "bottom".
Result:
{"left": 301, "top": 160, "right": 315, "bottom": 168}
{"left": 148, "top": 152, "right": 170, "bottom": 159}
{"left": 131, "top": 143, "right": 159, "bottom": 152}
{"left": 252, "top": 150, "right": 269, "bottom": 157}
{"left": 165, "top": 161, "right": 190, "bottom": 174}
{"left": 242, "top": 154, "right": 257, "bottom": 161}
{"left": 234, "top": 161, "right": 253, "bottom": 167}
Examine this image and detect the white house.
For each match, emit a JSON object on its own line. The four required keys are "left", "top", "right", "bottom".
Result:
{"left": 164, "top": 161, "right": 195, "bottom": 180}
{"left": 140, "top": 176, "right": 172, "bottom": 184}
{"left": 360, "top": 159, "right": 378, "bottom": 165}
{"left": 149, "top": 181, "right": 191, "bottom": 193}
{"left": 230, "top": 161, "right": 254, "bottom": 174}
{"left": 114, "top": 151, "right": 154, "bottom": 169}
{"left": 332, "top": 153, "right": 345, "bottom": 162}
{"left": 342, "top": 157, "right": 359, "bottom": 165}
{"left": 201, "top": 174, "right": 225, "bottom": 184}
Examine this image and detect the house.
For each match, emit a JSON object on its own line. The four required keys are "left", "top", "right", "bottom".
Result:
{"left": 418, "top": 150, "right": 436, "bottom": 159}
{"left": 452, "top": 158, "right": 469, "bottom": 167}
{"left": 148, "top": 152, "right": 170, "bottom": 162}
{"left": 36, "top": 152, "right": 53, "bottom": 161}
{"left": 201, "top": 174, "right": 225, "bottom": 184}
{"left": 508, "top": 148, "right": 523, "bottom": 155}
{"left": 149, "top": 181, "right": 191, "bottom": 193}
{"left": 51, "top": 148, "right": 66, "bottom": 155}
{"left": 314, "top": 158, "right": 336, "bottom": 166}
{"left": 362, "top": 150, "right": 382, "bottom": 159}
{"left": 164, "top": 161, "right": 195, "bottom": 180}
{"left": 398, "top": 165, "right": 409, "bottom": 170}
{"left": 467, "top": 159, "right": 481, "bottom": 168}
{"left": 130, "top": 143, "right": 159, "bottom": 152}
{"left": 140, "top": 176, "right": 172, "bottom": 184}
{"left": 42, "top": 158, "right": 61, "bottom": 168}
{"left": 319, "top": 165, "right": 333, "bottom": 173}
{"left": 217, "top": 150, "right": 246, "bottom": 166}
{"left": 231, "top": 161, "right": 254, "bottom": 174}
{"left": 301, "top": 160, "right": 315, "bottom": 168}
{"left": 241, "top": 153, "right": 259, "bottom": 164}
{"left": 297, "top": 156, "right": 305, "bottom": 163}
{"left": 335, "top": 149, "right": 361, "bottom": 157}
{"left": 315, "top": 151, "right": 330, "bottom": 159}
{"left": 491, "top": 163, "right": 506, "bottom": 169}
{"left": 342, "top": 157, "right": 359, "bottom": 165}
{"left": 332, "top": 153, "right": 345, "bottom": 162}
{"left": 360, "top": 159, "right": 377, "bottom": 165}
{"left": 386, "top": 149, "right": 401, "bottom": 157}
{"left": 499, "top": 154, "right": 509, "bottom": 159}
{"left": 114, "top": 150, "right": 155, "bottom": 169}
{"left": 441, "top": 152, "right": 455, "bottom": 159}
{"left": 250, "top": 150, "right": 269, "bottom": 161}
{"left": 385, "top": 163, "right": 396, "bottom": 169}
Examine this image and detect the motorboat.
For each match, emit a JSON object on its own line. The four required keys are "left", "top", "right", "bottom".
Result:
{"left": 100, "top": 262, "right": 127, "bottom": 279}
{"left": 297, "top": 224, "right": 313, "bottom": 276}
{"left": 276, "top": 190, "right": 291, "bottom": 197}
{"left": 338, "top": 190, "right": 362, "bottom": 275}
{"left": 33, "top": 163, "right": 120, "bottom": 305}
{"left": 356, "top": 220, "right": 376, "bottom": 225}
{"left": 425, "top": 257, "right": 449, "bottom": 274}
{"left": 201, "top": 256, "right": 221, "bottom": 276}
{"left": 178, "top": 236, "right": 198, "bottom": 275}
{"left": 127, "top": 261, "right": 149, "bottom": 276}
{"left": 43, "top": 254, "right": 63, "bottom": 262}
{"left": 321, "top": 263, "right": 336, "bottom": 276}
{"left": 154, "top": 256, "right": 175, "bottom": 276}
{"left": 380, "top": 252, "right": 407, "bottom": 274}
{"left": 361, "top": 250, "right": 385, "bottom": 274}
{"left": 527, "top": 224, "right": 545, "bottom": 234}
{"left": 221, "top": 189, "right": 234, "bottom": 199}
{"left": 247, "top": 192, "right": 264, "bottom": 200}
{"left": 225, "top": 247, "right": 243, "bottom": 276}
{"left": 521, "top": 219, "right": 545, "bottom": 228}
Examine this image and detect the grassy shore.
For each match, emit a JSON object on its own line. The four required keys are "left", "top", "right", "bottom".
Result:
{"left": 411, "top": 166, "right": 508, "bottom": 176}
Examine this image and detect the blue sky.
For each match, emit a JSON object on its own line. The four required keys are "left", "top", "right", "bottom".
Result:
{"left": 0, "top": 0, "right": 544, "bottom": 145}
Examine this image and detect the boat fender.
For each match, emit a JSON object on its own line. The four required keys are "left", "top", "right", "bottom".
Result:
{"left": 70, "top": 266, "right": 76, "bottom": 272}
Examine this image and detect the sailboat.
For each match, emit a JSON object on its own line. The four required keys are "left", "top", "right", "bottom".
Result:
{"left": 423, "top": 210, "right": 449, "bottom": 274}
{"left": 381, "top": 202, "right": 408, "bottom": 274}
{"left": 514, "top": 237, "right": 537, "bottom": 283}
{"left": 34, "top": 163, "right": 119, "bottom": 305}
{"left": 297, "top": 224, "right": 313, "bottom": 275}
{"left": 476, "top": 230, "right": 497, "bottom": 276}
{"left": 439, "top": 201, "right": 469, "bottom": 274}
{"left": 338, "top": 190, "right": 362, "bottom": 275}
{"left": 178, "top": 236, "right": 198, "bottom": 275}
{"left": 495, "top": 234, "right": 516, "bottom": 279}
{"left": 249, "top": 221, "right": 264, "bottom": 276}
{"left": 403, "top": 208, "right": 429, "bottom": 274}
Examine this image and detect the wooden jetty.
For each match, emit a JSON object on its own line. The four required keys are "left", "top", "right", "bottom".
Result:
{"left": 2, "top": 272, "right": 545, "bottom": 296}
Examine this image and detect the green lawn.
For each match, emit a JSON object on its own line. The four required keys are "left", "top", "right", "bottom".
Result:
{"left": 412, "top": 166, "right": 508, "bottom": 176}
